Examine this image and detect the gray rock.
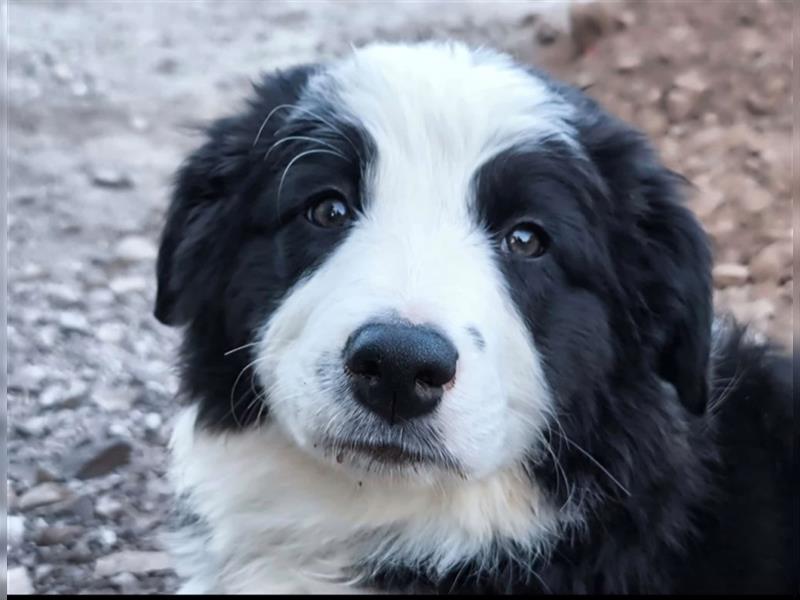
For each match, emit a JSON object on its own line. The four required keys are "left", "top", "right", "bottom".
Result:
{"left": 18, "top": 483, "right": 73, "bottom": 511}
{"left": 109, "top": 571, "right": 139, "bottom": 591}
{"left": 8, "top": 566, "right": 35, "bottom": 595}
{"left": 34, "top": 525, "right": 84, "bottom": 546}
{"left": 8, "top": 515, "right": 26, "bottom": 548}
{"left": 109, "top": 275, "right": 148, "bottom": 295}
{"left": 58, "top": 312, "right": 91, "bottom": 334}
{"left": 114, "top": 236, "right": 157, "bottom": 263}
{"left": 95, "top": 322, "right": 127, "bottom": 344}
{"left": 14, "top": 415, "right": 51, "bottom": 438}
{"left": 69, "top": 439, "right": 133, "bottom": 479}
{"left": 91, "top": 168, "right": 134, "bottom": 190}
{"left": 95, "top": 495, "right": 125, "bottom": 520}
{"left": 94, "top": 550, "right": 172, "bottom": 577}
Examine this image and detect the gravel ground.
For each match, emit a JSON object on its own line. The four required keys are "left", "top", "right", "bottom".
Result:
{"left": 6, "top": 0, "right": 793, "bottom": 594}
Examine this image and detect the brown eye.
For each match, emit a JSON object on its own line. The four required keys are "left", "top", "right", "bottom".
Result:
{"left": 307, "top": 196, "right": 351, "bottom": 228}
{"left": 503, "top": 224, "right": 548, "bottom": 258}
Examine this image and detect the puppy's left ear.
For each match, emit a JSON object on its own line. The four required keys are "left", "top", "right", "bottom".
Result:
{"left": 583, "top": 115, "right": 713, "bottom": 414}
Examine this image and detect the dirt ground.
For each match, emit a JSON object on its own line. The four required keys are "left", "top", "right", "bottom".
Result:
{"left": 6, "top": 0, "right": 793, "bottom": 595}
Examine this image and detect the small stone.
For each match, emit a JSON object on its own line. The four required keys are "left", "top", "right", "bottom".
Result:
{"left": 95, "top": 495, "right": 125, "bottom": 520}
{"left": 91, "top": 168, "right": 134, "bottom": 190}
{"left": 94, "top": 550, "right": 172, "bottom": 577}
{"left": 616, "top": 53, "right": 641, "bottom": 73}
{"left": 34, "top": 525, "right": 84, "bottom": 546}
{"left": 143, "top": 412, "right": 162, "bottom": 431}
{"left": 114, "top": 236, "right": 157, "bottom": 263}
{"left": 713, "top": 264, "right": 750, "bottom": 288}
{"left": 92, "top": 387, "right": 139, "bottom": 411}
{"left": 8, "top": 566, "right": 34, "bottom": 595}
{"left": 58, "top": 311, "right": 91, "bottom": 333}
{"left": 70, "top": 439, "right": 133, "bottom": 479}
{"left": 19, "top": 263, "right": 46, "bottom": 279}
{"left": 665, "top": 88, "right": 697, "bottom": 122}
{"left": 749, "top": 242, "right": 791, "bottom": 283}
{"left": 88, "top": 288, "right": 115, "bottom": 305}
{"left": 46, "top": 284, "right": 82, "bottom": 308}
{"left": 675, "top": 70, "right": 707, "bottom": 93}
{"left": 63, "top": 540, "right": 93, "bottom": 563}
{"left": 35, "top": 466, "right": 60, "bottom": 484}
{"left": 96, "top": 322, "right": 127, "bottom": 344}
{"left": 8, "top": 515, "right": 26, "bottom": 547}
{"left": 18, "top": 483, "right": 73, "bottom": 511}
{"left": 109, "top": 275, "right": 148, "bottom": 295}
{"left": 535, "top": 23, "right": 560, "bottom": 46}
{"left": 109, "top": 572, "right": 139, "bottom": 590}
{"left": 95, "top": 527, "right": 119, "bottom": 547}
{"left": 614, "top": 10, "right": 636, "bottom": 29}
{"left": 16, "top": 364, "right": 48, "bottom": 390}
{"left": 14, "top": 415, "right": 51, "bottom": 438}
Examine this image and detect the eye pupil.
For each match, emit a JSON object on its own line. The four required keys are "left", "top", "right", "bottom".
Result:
{"left": 308, "top": 197, "right": 351, "bottom": 228}
{"left": 504, "top": 225, "right": 547, "bottom": 258}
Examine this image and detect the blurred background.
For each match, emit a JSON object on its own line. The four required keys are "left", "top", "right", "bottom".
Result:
{"left": 6, "top": 0, "right": 793, "bottom": 594}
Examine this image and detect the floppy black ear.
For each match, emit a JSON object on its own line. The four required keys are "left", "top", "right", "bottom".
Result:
{"left": 155, "top": 65, "right": 316, "bottom": 326}
{"left": 580, "top": 111, "right": 713, "bottom": 415}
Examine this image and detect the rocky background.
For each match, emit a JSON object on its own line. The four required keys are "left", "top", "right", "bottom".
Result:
{"left": 6, "top": 0, "right": 793, "bottom": 594}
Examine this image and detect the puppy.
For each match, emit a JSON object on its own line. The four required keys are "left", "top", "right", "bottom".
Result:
{"left": 154, "top": 42, "right": 796, "bottom": 594}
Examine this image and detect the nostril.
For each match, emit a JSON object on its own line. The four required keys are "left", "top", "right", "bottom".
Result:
{"left": 353, "top": 358, "right": 381, "bottom": 380}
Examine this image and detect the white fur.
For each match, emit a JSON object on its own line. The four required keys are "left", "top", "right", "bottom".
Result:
{"left": 170, "top": 406, "right": 561, "bottom": 594}
{"left": 170, "top": 42, "right": 579, "bottom": 593}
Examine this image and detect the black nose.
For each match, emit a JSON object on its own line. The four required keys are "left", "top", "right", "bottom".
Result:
{"left": 344, "top": 322, "right": 458, "bottom": 424}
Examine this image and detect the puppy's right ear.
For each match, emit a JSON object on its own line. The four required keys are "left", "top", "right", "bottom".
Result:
{"left": 154, "top": 65, "right": 317, "bottom": 326}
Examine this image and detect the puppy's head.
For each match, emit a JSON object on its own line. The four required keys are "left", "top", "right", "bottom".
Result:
{"left": 155, "top": 42, "right": 712, "bottom": 487}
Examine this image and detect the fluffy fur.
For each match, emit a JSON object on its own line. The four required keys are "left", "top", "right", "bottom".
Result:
{"left": 155, "top": 42, "right": 796, "bottom": 594}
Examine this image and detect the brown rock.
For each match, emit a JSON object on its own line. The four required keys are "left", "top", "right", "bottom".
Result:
{"left": 749, "top": 242, "right": 791, "bottom": 282}
{"left": 713, "top": 264, "right": 750, "bottom": 288}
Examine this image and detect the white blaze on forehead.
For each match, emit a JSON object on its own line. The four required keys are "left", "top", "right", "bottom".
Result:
{"left": 310, "top": 42, "right": 575, "bottom": 206}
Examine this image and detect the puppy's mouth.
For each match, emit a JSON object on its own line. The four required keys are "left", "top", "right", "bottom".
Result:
{"left": 316, "top": 436, "right": 463, "bottom": 474}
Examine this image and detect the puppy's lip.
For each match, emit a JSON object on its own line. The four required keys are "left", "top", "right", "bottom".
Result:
{"left": 317, "top": 437, "right": 433, "bottom": 465}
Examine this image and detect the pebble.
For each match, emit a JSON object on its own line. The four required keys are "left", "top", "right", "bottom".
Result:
{"left": 95, "top": 495, "right": 125, "bottom": 520}
{"left": 58, "top": 312, "right": 91, "bottom": 334}
{"left": 110, "top": 275, "right": 148, "bottom": 295}
{"left": 94, "top": 550, "right": 172, "bottom": 577}
{"left": 665, "top": 88, "right": 697, "bottom": 122}
{"left": 8, "top": 515, "right": 26, "bottom": 548}
{"left": 712, "top": 264, "right": 750, "bottom": 288}
{"left": 114, "top": 236, "right": 157, "bottom": 263}
{"left": 34, "top": 525, "right": 84, "bottom": 547}
{"left": 143, "top": 412, "right": 163, "bottom": 432}
{"left": 18, "top": 483, "right": 73, "bottom": 511}
{"left": 96, "top": 322, "right": 127, "bottom": 344}
{"left": 110, "top": 572, "right": 139, "bottom": 591}
{"left": 91, "top": 168, "right": 134, "bottom": 190}
{"left": 69, "top": 439, "right": 133, "bottom": 479}
{"left": 749, "top": 242, "right": 790, "bottom": 283}
{"left": 8, "top": 566, "right": 35, "bottom": 595}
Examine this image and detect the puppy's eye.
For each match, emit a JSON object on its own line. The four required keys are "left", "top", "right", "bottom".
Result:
{"left": 307, "top": 195, "right": 351, "bottom": 228}
{"left": 502, "top": 224, "right": 548, "bottom": 258}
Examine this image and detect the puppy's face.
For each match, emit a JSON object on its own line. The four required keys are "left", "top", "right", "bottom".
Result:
{"left": 156, "top": 43, "right": 712, "bottom": 489}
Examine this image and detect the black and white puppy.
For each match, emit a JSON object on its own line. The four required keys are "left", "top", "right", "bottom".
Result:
{"left": 154, "top": 42, "right": 796, "bottom": 594}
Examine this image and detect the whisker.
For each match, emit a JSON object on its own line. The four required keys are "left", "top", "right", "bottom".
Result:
{"left": 552, "top": 429, "right": 632, "bottom": 498}
{"left": 252, "top": 103, "right": 296, "bottom": 148}
{"left": 223, "top": 342, "right": 259, "bottom": 357}
{"left": 276, "top": 148, "right": 350, "bottom": 213}
{"left": 264, "top": 135, "right": 349, "bottom": 163}
{"left": 228, "top": 356, "right": 267, "bottom": 427}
